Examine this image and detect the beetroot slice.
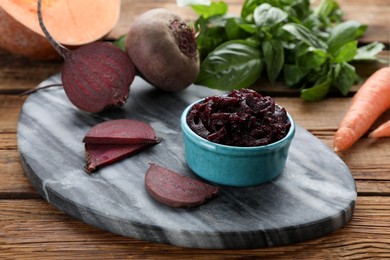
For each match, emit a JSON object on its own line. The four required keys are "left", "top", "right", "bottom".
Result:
{"left": 61, "top": 42, "right": 135, "bottom": 113}
{"left": 145, "top": 163, "right": 219, "bottom": 208}
{"left": 85, "top": 143, "right": 149, "bottom": 173}
{"left": 83, "top": 119, "right": 158, "bottom": 144}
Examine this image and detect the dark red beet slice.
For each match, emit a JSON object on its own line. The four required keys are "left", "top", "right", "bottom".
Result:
{"left": 83, "top": 119, "right": 158, "bottom": 144}
{"left": 145, "top": 164, "right": 219, "bottom": 208}
{"left": 85, "top": 143, "right": 149, "bottom": 173}
{"left": 61, "top": 42, "right": 135, "bottom": 113}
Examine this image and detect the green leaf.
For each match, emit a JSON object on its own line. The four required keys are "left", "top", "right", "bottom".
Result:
{"left": 196, "top": 40, "right": 263, "bottom": 90}
{"left": 254, "top": 3, "right": 288, "bottom": 28}
{"left": 314, "top": 0, "right": 343, "bottom": 26}
{"left": 356, "top": 24, "right": 368, "bottom": 38}
{"left": 330, "top": 40, "right": 357, "bottom": 63}
{"left": 225, "top": 17, "right": 252, "bottom": 40}
{"left": 283, "top": 64, "right": 308, "bottom": 86}
{"left": 332, "top": 63, "right": 342, "bottom": 79}
{"left": 177, "top": 0, "right": 211, "bottom": 7}
{"left": 315, "top": 0, "right": 339, "bottom": 17}
{"left": 113, "top": 34, "right": 126, "bottom": 51}
{"left": 354, "top": 41, "right": 385, "bottom": 61}
{"left": 195, "top": 16, "right": 228, "bottom": 60}
{"left": 294, "top": 42, "right": 310, "bottom": 58}
{"left": 191, "top": 1, "right": 228, "bottom": 19}
{"left": 238, "top": 24, "right": 257, "bottom": 34}
{"left": 297, "top": 47, "right": 327, "bottom": 69}
{"left": 327, "top": 20, "right": 363, "bottom": 55}
{"left": 241, "top": 0, "right": 279, "bottom": 22}
{"left": 262, "top": 39, "right": 284, "bottom": 84}
{"left": 300, "top": 75, "right": 331, "bottom": 101}
{"left": 332, "top": 63, "right": 357, "bottom": 95}
{"left": 282, "top": 23, "right": 326, "bottom": 49}
{"left": 284, "top": 0, "right": 311, "bottom": 21}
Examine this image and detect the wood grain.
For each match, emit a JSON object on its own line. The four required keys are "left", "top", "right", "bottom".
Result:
{"left": 1, "top": 197, "right": 389, "bottom": 259}
{"left": 0, "top": 49, "right": 61, "bottom": 93}
{"left": 108, "top": 0, "right": 390, "bottom": 44}
{"left": 1, "top": 0, "right": 390, "bottom": 257}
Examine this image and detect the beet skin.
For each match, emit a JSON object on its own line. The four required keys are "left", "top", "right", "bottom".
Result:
{"left": 126, "top": 9, "right": 200, "bottom": 92}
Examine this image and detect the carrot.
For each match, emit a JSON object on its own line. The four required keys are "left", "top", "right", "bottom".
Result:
{"left": 333, "top": 67, "right": 390, "bottom": 152}
{"left": 368, "top": 119, "right": 390, "bottom": 138}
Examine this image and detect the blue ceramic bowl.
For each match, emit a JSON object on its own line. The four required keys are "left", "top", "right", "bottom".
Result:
{"left": 180, "top": 100, "right": 295, "bottom": 187}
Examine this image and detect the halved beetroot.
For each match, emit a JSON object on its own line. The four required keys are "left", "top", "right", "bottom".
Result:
{"left": 85, "top": 143, "right": 149, "bottom": 173}
{"left": 145, "top": 163, "right": 219, "bottom": 208}
{"left": 83, "top": 119, "right": 158, "bottom": 144}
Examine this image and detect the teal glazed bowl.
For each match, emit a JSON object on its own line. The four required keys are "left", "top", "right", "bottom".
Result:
{"left": 180, "top": 100, "right": 296, "bottom": 187}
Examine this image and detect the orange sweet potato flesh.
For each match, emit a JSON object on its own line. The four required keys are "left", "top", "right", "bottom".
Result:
{"left": 0, "top": 0, "right": 120, "bottom": 60}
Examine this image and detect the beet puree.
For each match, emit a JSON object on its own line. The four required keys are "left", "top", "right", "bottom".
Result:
{"left": 186, "top": 89, "right": 291, "bottom": 147}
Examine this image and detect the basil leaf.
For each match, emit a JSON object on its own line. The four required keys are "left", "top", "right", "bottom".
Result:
{"left": 191, "top": 1, "right": 228, "bottom": 19}
{"left": 225, "top": 17, "right": 252, "bottom": 40}
{"left": 239, "top": 24, "right": 257, "bottom": 34}
{"left": 113, "top": 34, "right": 126, "bottom": 51}
{"left": 327, "top": 20, "right": 362, "bottom": 55}
{"left": 282, "top": 23, "right": 326, "bottom": 49}
{"left": 262, "top": 39, "right": 284, "bottom": 84}
{"left": 314, "top": 0, "right": 343, "bottom": 27}
{"left": 241, "top": 0, "right": 280, "bottom": 22}
{"left": 284, "top": 0, "right": 311, "bottom": 21}
{"left": 195, "top": 16, "right": 228, "bottom": 60}
{"left": 196, "top": 41, "right": 263, "bottom": 90}
{"left": 254, "top": 3, "right": 288, "bottom": 28}
{"left": 177, "top": 0, "right": 211, "bottom": 7}
{"left": 315, "top": 0, "right": 339, "bottom": 17}
{"left": 284, "top": 64, "right": 308, "bottom": 86}
{"left": 354, "top": 41, "right": 385, "bottom": 61}
{"left": 330, "top": 40, "right": 357, "bottom": 63}
{"left": 332, "top": 63, "right": 342, "bottom": 79}
{"left": 294, "top": 42, "right": 310, "bottom": 59}
{"left": 297, "top": 47, "right": 327, "bottom": 69}
{"left": 356, "top": 24, "right": 368, "bottom": 38}
{"left": 300, "top": 75, "right": 331, "bottom": 101}
{"left": 332, "top": 62, "right": 357, "bottom": 95}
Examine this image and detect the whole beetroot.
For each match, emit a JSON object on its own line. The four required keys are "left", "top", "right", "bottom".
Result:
{"left": 126, "top": 9, "right": 199, "bottom": 92}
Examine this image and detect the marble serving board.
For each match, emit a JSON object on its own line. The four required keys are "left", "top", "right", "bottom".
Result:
{"left": 17, "top": 74, "right": 356, "bottom": 249}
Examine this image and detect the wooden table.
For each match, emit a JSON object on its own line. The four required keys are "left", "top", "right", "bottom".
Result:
{"left": 1, "top": 0, "right": 390, "bottom": 258}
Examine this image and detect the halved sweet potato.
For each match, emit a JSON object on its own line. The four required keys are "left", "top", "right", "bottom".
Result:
{"left": 0, "top": 0, "right": 120, "bottom": 60}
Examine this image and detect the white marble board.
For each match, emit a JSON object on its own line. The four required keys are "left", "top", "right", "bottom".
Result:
{"left": 17, "top": 74, "right": 356, "bottom": 249}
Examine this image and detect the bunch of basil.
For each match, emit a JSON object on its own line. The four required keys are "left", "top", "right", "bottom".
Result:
{"left": 191, "top": 0, "right": 384, "bottom": 101}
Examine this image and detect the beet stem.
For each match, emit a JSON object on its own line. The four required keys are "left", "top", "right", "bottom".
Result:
{"left": 19, "top": 83, "right": 63, "bottom": 96}
{"left": 37, "top": 0, "right": 69, "bottom": 57}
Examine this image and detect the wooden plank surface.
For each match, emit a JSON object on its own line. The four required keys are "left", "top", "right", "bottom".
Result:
{"left": 1, "top": 0, "right": 390, "bottom": 258}
{"left": 109, "top": 0, "right": 390, "bottom": 44}
{"left": 0, "top": 49, "right": 62, "bottom": 93}
{"left": 0, "top": 50, "right": 388, "bottom": 99}
{"left": 1, "top": 197, "right": 390, "bottom": 259}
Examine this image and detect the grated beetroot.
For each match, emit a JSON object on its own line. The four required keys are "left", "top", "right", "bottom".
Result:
{"left": 187, "top": 89, "right": 291, "bottom": 147}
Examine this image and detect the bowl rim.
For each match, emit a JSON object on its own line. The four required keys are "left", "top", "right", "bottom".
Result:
{"left": 180, "top": 98, "right": 295, "bottom": 155}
